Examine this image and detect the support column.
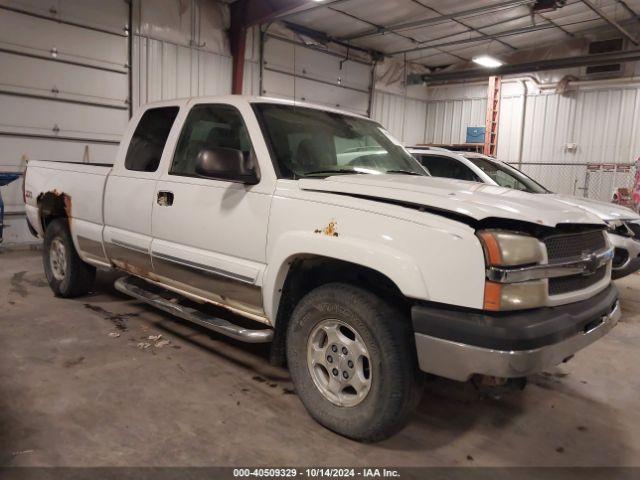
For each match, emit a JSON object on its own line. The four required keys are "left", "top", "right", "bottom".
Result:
{"left": 229, "top": 0, "right": 311, "bottom": 95}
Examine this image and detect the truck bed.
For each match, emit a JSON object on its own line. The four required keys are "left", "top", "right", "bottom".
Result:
{"left": 24, "top": 160, "right": 112, "bottom": 241}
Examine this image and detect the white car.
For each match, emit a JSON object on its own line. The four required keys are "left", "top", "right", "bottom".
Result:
{"left": 24, "top": 97, "right": 620, "bottom": 441}
{"left": 410, "top": 147, "right": 640, "bottom": 279}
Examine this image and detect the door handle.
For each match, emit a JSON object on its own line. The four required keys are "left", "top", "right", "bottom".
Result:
{"left": 157, "top": 191, "right": 174, "bottom": 206}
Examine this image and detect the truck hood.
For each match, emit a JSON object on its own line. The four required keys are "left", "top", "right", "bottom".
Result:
{"left": 299, "top": 175, "right": 604, "bottom": 228}
{"left": 546, "top": 193, "right": 640, "bottom": 221}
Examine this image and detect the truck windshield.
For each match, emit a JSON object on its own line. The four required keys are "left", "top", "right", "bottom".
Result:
{"left": 254, "top": 103, "right": 427, "bottom": 179}
{"left": 464, "top": 156, "right": 550, "bottom": 194}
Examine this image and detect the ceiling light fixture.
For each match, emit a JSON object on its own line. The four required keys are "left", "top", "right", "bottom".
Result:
{"left": 531, "top": 0, "right": 566, "bottom": 14}
{"left": 472, "top": 55, "right": 503, "bottom": 68}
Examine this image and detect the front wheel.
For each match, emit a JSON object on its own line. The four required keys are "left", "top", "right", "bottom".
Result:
{"left": 286, "top": 283, "right": 422, "bottom": 442}
{"left": 43, "top": 218, "right": 96, "bottom": 297}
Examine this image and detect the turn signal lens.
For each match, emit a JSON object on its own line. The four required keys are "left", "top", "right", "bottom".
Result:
{"left": 484, "top": 280, "right": 547, "bottom": 311}
{"left": 478, "top": 231, "right": 503, "bottom": 266}
{"left": 483, "top": 281, "right": 503, "bottom": 311}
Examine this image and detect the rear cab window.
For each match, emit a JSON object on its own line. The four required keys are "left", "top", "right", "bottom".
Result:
{"left": 125, "top": 107, "right": 179, "bottom": 172}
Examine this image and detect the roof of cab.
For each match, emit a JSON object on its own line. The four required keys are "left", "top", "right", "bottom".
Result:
{"left": 140, "top": 95, "right": 371, "bottom": 121}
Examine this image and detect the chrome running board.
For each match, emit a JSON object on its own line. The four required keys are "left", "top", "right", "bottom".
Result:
{"left": 114, "top": 276, "right": 273, "bottom": 343}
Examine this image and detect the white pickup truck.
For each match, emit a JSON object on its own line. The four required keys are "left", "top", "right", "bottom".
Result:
{"left": 24, "top": 96, "right": 620, "bottom": 441}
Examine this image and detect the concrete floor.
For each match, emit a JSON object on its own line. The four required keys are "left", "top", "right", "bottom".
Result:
{"left": 1, "top": 248, "right": 640, "bottom": 467}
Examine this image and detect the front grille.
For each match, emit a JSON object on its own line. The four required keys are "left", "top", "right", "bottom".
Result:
{"left": 543, "top": 230, "right": 608, "bottom": 296}
{"left": 548, "top": 266, "right": 607, "bottom": 296}
{"left": 543, "top": 230, "right": 606, "bottom": 262}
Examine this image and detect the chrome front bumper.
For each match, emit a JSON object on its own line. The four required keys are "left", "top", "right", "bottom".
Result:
{"left": 413, "top": 286, "right": 620, "bottom": 382}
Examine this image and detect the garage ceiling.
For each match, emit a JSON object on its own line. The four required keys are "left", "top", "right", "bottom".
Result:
{"left": 280, "top": 0, "right": 640, "bottom": 68}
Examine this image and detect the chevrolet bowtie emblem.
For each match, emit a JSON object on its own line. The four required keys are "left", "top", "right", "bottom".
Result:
{"left": 581, "top": 252, "right": 600, "bottom": 275}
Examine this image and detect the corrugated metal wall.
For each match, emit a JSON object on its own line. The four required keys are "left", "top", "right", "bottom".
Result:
{"left": 132, "top": 0, "right": 232, "bottom": 110}
{"left": 423, "top": 97, "right": 486, "bottom": 145}
{"left": 375, "top": 80, "right": 640, "bottom": 162}
{"left": 372, "top": 91, "right": 486, "bottom": 146}
{"left": 242, "top": 27, "right": 262, "bottom": 96}
{"left": 132, "top": 36, "right": 232, "bottom": 108}
{"left": 514, "top": 88, "right": 640, "bottom": 165}
{"left": 497, "top": 85, "right": 640, "bottom": 200}
{"left": 495, "top": 93, "right": 524, "bottom": 163}
{"left": 261, "top": 34, "right": 374, "bottom": 115}
{"left": 371, "top": 91, "right": 430, "bottom": 146}
{"left": 410, "top": 81, "right": 640, "bottom": 168}
{"left": 371, "top": 91, "right": 409, "bottom": 141}
{"left": 372, "top": 79, "right": 640, "bottom": 202}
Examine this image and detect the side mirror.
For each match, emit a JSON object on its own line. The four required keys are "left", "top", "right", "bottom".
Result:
{"left": 195, "top": 147, "right": 259, "bottom": 185}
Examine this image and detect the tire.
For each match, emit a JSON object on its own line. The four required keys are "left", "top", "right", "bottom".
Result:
{"left": 43, "top": 218, "right": 96, "bottom": 297}
{"left": 286, "top": 283, "right": 422, "bottom": 442}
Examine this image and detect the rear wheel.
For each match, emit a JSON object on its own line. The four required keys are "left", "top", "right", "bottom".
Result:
{"left": 43, "top": 218, "right": 96, "bottom": 297}
{"left": 286, "top": 283, "right": 421, "bottom": 442}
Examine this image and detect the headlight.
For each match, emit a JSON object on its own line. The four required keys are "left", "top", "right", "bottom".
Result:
{"left": 483, "top": 280, "right": 547, "bottom": 311}
{"left": 477, "top": 230, "right": 544, "bottom": 266}
{"left": 477, "top": 230, "right": 546, "bottom": 311}
{"left": 605, "top": 220, "right": 634, "bottom": 238}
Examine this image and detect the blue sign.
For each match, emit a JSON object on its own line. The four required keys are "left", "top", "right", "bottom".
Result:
{"left": 466, "top": 127, "right": 485, "bottom": 144}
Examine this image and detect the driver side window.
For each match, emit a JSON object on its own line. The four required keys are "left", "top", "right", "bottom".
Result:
{"left": 170, "top": 104, "right": 252, "bottom": 177}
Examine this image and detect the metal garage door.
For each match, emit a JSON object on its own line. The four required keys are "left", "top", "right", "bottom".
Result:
{"left": 0, "top": 0, "right": 129, "bottom": 242}
{"left": 262, "top": 34, "right": 374, "bottom": 116}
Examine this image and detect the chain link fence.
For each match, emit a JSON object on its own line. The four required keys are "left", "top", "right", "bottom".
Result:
{"left": 512, "top": 162, "right": 639, "bottom": 210}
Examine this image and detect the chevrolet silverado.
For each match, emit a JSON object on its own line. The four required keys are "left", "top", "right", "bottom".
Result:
{"left": 24, "top": 96, "right": 620, "bottom": 441}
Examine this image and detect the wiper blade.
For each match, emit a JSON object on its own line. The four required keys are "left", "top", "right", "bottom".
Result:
{"left": 385, "top": 169, "right": 424, "bottom": 176}
{"left": 303, "top": 168, "right": 367, "bottom": 176}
